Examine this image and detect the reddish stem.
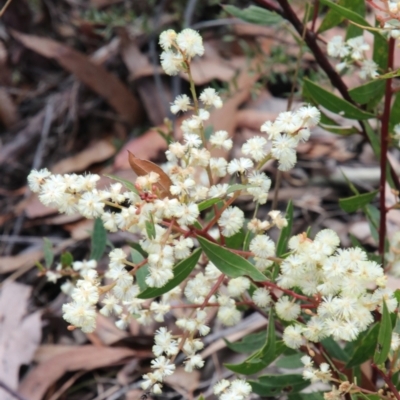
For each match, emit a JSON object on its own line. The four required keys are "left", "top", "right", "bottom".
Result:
{"left": 311, "top": 0, "right": 320, "bottom": 32}
{"left": 373, "top": 365, "right": 400, "bottom": 400}
{"left": 379, "top": 37, "right": 395, "bottom": 260}
{"left": 263, "top": 281, "right": 314, "bottom": 303}
{"left": 200, "top": 273, "right": 225, "bottom": 309}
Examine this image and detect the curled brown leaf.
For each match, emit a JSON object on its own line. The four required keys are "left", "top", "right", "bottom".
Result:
{"left": 128, "top": 151, "right": 174, "bottom": 198}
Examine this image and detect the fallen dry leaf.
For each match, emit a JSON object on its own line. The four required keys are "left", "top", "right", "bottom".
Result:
{"left": 164, "top": 367, "right": 200, "bottom": 398}
{"left": 128, "top": 151, "right": 173, "bottom": 198}
{"left": 51, "top": 139, "right": 116, "bottom": 174}
{"left": 0, "top": 88, "right": 19, "bottom": 128}
{"left": 11, "top": 30, "right": 141, "bottom": 127}
{"left": 0, "top": 282, "right": 41, "bottom": 399}
{"left": 18, "top": 346, "right": 139, "bottom": 400}
{"left": 0, "top": 250, "right": 43, "bottom": 274}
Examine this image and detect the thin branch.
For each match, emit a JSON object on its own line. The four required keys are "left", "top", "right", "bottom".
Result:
{"left": 0, "top": 0, "right": 13, "bottom": 17}
{"left": 379, "top": 37, "right": 395, "bottom": 259}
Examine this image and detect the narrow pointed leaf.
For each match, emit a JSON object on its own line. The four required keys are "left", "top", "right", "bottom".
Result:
{"left": 225, "top": 331, "right": 266, "bottom": 353}
{"left": 197, "top": 236, "right": 267, "bottom": 281}
{"left": 225, "top": 311, "right": 279, "bottom": 374}
{"left": 43, "top": 238, "right": 54, "bottom": 268}
{"left": 346, "top": 324, "right": 379, "bottom": 368}
{"left": 198, "top": 198, "right": 221, "bottom": 212}
{"left": 131, "top": 248, "right": 148, "bottom": 292}
{"left": 304, "top": 79, "right": 374, "bottom": 120}
{"left": 374, "top": 301, "right": 393, "bottom": 364}
{"left": 249, "top": 374, "right": 310, "bottom": 396}
{"left": 223, "top": 5, "right": 283, "bottom": 25}
{"left": 339, "top": 190, "right": 379, "bottom": 213}
{"left": 90, "top": 218, "right": 107, "bottom": 261}
{"left": 138, "top": 249, "right": 201, "bottom": 299}
{"left": 349, "top": 80, "right": 385, "bottom": 105}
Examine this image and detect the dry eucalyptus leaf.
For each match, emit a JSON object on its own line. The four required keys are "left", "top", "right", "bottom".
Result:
{"left": 51, "top": 139, "right": 116, "bottom": 174}
{"left": 18, "top": 346, "right": 137, "bottom": 400}
{"left": 128, "top": 151, "right": 173, "bottom": 198}
{"left": 11, "top": 30, "right": 141, "bottom": 127}
{"left": 0, "top": 282, "right": 41, "bottom": 400}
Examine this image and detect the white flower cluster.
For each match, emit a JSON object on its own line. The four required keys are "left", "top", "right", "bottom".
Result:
{"left": 159, "top": 28, "right": 204, "bottom": 75}
{"left": 281, "top": 230, "right": 396, "bottom": 348}
{"left": 213, "top": 379, "right": 252, "bottom": 400}
{"left": 260, "top": 106, "right": 320, "bottom": 171}
{"left": 301, "top": 356, "right": 332, "bottom": 383}
{"left": 327, "top": 35, "right": 378, "bottom": 79}
{"left": 63, "top": 267, "right": 99, "bottom": 332}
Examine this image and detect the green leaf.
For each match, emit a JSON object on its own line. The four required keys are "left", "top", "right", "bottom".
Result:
{"left": 226, "top": 183, "right": 257, "bottom": 195}
{"left": 90, "top": 218, "right": 107, "bottom": 261}
{"left": 304, "top": 79, "right": 374, "bottom": 120}
{"left": 60, "top": 252, "right": 73, "bottom": 267}
{"left": 192, "top": 220, "right": 203, "bottom": 230}
{"left": 225, "top": 330, "right": 266, "bottom": 353}
{"left": 349, "top": 80, "right": 385, "bottom": 105}
{"left": 345, "top": 0, "right": 365, "bottom": 39}
{"left": 275, "top": 353, "right": 304, "bottom": 369}
{"left": 319, "top": 111, "right": 359, "bottom": 136}
{"left": 318, "top": 0, "right": 364, "bottom": 36}
{"left": 225, "top": 313, "right": 281, "bottom": 375}
{"left": 249, "top": 374, "right": 310, "bottom": 396}
{"left": 395, "top": 289, "right": 400, "bottom": 306}
{"left": 43, "top": 238, "right": 54, "bottom": 268}
{"left": 145, "top": 218, "right": 156, "bottom": 240}
{"left": 318, "top": 0, "right": 361, "bottom": 34}
{"left": 374, "top": 301, "right": 393, "bottom": 364}
{"left": 197, "top": 236, "right": 267, "bottom": 281}
{"left": 339, "top": 190, "right": 379, "bottom": 213}
{"left": 321, "top": 337, "right": 349, "bottom": 362}
{"left": 103, "top": 174, "right": 138, "bottom": 194}
{"left": 276, "top": 200, "right": 293, "bottom": 257}
{"left": 223, "top": 5, "right": 283, "bottom": 25}
{"left": 373, "top": 33, "right": 389, "bottom": 71}
{"left": 198, "top": 198, "right": 221, "bottom": 212}
{"left": 131, "top": 248, "right": 148, "bottom": 292}
{"left": 288, "top": 394, "right": 324, "bottom": 400}
{"left": 319, "top": 0, "right": 377, "bottom": 29}
{"left": 225, "top": 228, "right": 246, "bottom": 250}
{"left": 365, "top": 203, "right": 380, "bottom": 244}
{"left": 390, "top": 92, "right": 400, "bottom": 130}
{"left": 138, "top": 248, "right": 201, "bottom": 299}
{"left": 346, "top": 323, "right": 379, "bottom": 368}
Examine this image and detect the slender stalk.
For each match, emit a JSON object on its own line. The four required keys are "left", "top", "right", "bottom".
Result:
{"left": 373, "top": 365, "right": 400, "bottom": 400}
{"left": 311, "top": 0, "right": 320, "bottom": 32}
{"left": 379, "top": 37, "right": 395, "bottom": 260}
{"left": 0, "top": 0, "right": 13, "bottom": 17}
